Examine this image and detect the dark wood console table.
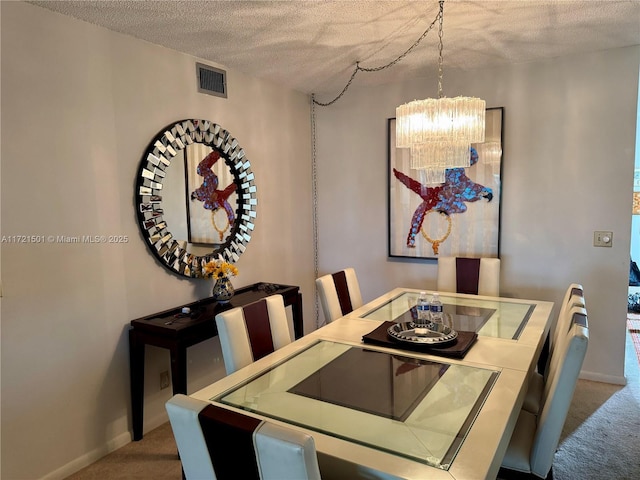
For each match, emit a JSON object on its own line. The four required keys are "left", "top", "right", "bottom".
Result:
{"left": 129, "top": 282, "right": 303, "bottom": 440}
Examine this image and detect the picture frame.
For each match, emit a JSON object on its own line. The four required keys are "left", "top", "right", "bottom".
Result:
{"left": 388, "top": 107, "right": 504, "bottom": 259}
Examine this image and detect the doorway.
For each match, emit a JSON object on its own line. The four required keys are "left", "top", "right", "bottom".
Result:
{"left": 628, "top": 188, "right": 640, "bottom": 377}
{"left": 627, "top": 75, "right": 640, "bottom": 375}
{"left": 629, "top": 257, "right": 640, "bottom": 374}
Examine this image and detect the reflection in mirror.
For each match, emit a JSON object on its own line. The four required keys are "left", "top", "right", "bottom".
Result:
{"left": 184, "top": 143, "right": 238, "bottom": 246}
{"left": 135, "top": 119, "right": 257, "bottom": 278}
{"left": 162, "top": 149, "right": 187, "bottom": 243}
{"left": 162, "top": 144, "right": 238, "bottom": 255}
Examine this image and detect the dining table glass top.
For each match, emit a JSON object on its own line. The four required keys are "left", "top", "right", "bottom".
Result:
{"left": 213, "top": 339, "right": 499, "bottom": 470}
{"left": 358, "top": 291, "right": 535, "bottom": 340}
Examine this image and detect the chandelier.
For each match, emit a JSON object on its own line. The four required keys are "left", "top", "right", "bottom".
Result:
{"left": 396, "top": 1, "right": 485, "bottom": 184}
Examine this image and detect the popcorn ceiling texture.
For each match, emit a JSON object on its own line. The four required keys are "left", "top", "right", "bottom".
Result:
{"left": 28, "top": 1, "right": 640, "bottom": 95}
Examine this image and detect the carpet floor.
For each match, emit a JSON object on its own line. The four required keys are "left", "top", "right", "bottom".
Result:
{"left": 66, "top": 330, "right": 640, "bottom": 480}
{"left": 551, "top": 325, "right": 640, "bottom": 480}
{"left": 64, "top": 422, "right": 181, "bottom": 480}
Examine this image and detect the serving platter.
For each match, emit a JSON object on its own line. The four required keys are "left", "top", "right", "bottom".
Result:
{"left": 387, "top": 321, "right": 458, "bottom": 346}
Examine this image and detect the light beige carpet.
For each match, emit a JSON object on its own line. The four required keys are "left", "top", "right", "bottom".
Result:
{"left": 64, "top": 422, "right": 181, "bottom": 480}
{"left": 551, "top": 328, "right": 640, "bottom": 480}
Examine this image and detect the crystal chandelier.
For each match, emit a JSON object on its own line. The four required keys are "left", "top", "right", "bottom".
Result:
{"left": 396, "top": 1, "right": 486, "bottom": 184}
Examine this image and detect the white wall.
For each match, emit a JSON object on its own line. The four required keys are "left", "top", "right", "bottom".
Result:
{"left": 315, "top": 47, "right": 639, "bottom": 383}
{"left": 0, "top": 2, "right": 313, "bottom": 479}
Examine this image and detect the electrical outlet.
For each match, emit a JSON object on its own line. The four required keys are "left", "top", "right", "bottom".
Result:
{"left": 160, "top": 371, "right": 170, "bottom": 390}
{"left": 593, "top": 231, "right": 613, "bottom": 247}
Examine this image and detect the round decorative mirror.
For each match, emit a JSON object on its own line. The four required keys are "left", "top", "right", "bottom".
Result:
{"left": 135, "top": 119, "right": 257, "bottom": 277}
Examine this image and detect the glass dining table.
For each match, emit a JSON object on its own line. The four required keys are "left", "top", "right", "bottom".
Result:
{"left": 190, "top": 288, "right": 554, "bottom": 480}
{"left": 358, "top": 290, "right": 535, "bottom": 340}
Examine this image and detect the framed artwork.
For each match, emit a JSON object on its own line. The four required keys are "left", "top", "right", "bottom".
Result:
{"left": 388, "top": 107, "right": 504, "bottom": 259}
{"left": 185, "top": 142, "right": 238, "bottom": 245}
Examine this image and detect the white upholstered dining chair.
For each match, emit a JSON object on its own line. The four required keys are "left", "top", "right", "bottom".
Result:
{"left": 166, "top": 394, "right": 217, "bottom": 480}
{"left": 315, "top": 267, "right": 363, "bottom": 323}
{"left": 523, "top": 304, "right": 586, "bottom": 415}
{"left": 525, "top": 284, "right": 585, "bottom": 414}
{"left": 549, "top": 284, "right": 585, "bottom": 363}
{"left": 437, "top": 257, "right": 501, "bottom": 296}
{"left": 215, "top": 294, "right": 293, "bottom": 375}
{"left": 166, "top": 394, "right": 322, "bottom": 480}
{"left": 253, "top": 421, "right": 322, "bottom": 480}
{"left": 499, "top": 309, "right": 589, "bottom": 480}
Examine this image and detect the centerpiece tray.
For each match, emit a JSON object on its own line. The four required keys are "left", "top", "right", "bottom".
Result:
{"left": 387, "top": 321, "right": 458, "bottom": 346}
{"left": 362, "top": 321, "right": 477, "bottom": 358}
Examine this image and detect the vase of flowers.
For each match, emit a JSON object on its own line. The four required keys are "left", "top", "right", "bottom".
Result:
{"left": 203, "top": 258, "right": 238, "bottom": 304}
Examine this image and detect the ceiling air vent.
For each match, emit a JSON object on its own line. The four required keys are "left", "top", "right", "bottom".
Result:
{"left": 196, "top": 63, "right": 227, "bottom": 98}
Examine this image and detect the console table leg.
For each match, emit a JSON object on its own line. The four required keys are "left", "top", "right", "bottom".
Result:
{"left": 129, "top": 330, "right": 145, "bottom": 441}
{"left": 293, "top": 292, "right": 304, "bottom": 339}
{"left": 170, "top": 346, "right": 188, "bottom": 395}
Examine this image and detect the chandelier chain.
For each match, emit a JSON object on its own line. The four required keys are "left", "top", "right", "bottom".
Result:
{"left": 312, "top": 67, "right": 360, "bottom": 107}
{"left": 312, "top": 5, "right": 442, "bottom": 107}
{"left": 311, "top": 94, "right": 321, "bottom": 328}
{"left": 310, "top": 3, "right": 448, "bottom": 324}
{"left": 437, "top": 0, "right": 444, "bottom": 99}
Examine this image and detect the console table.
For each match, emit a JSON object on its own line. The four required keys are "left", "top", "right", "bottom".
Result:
{"left": 129, "top": 282, "right": 303, "bottom": 440}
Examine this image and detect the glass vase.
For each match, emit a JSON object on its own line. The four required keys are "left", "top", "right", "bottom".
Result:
{"left": 212, "top": 276, "right": 234, "bottom": 304}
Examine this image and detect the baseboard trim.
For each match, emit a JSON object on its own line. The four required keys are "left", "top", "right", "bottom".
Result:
{"left": 41, "top": 431, "right": 132, "bottom": 480}
{"left": 41, "top": 412, "right": 169, "bottom": 480}
{"left": 579, "top": 370, "right": 627, "bottom": 386}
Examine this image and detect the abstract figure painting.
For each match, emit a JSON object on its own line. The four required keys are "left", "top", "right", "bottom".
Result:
{"left": 388, "top": 107, "right": 503, "bottom": 259}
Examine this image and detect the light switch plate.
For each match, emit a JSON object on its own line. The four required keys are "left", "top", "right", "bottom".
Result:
{"left": 594, "top": 231, "right": 613, "bottom": 247}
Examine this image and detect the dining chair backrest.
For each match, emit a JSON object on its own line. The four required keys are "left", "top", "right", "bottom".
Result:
{"left": 437, "top": 257, "right": 500, "bottom": 297}
{"left": 500, "top": 309, "right": 588, "bottom": 479}
{"left": 315, "top": 267, "right": 363, "bottom": 323}
{"left": 165, "top": 394, "right": 217, "bottom": 480}
{"left": 253, "top": 421, "right": 322, "bottom": 480}
{"left": 550, "top": 283, "right": 585, "bottom": 356}
{"left": 530, "top": 310, "right": 588, "bottom": 477}
{"left": 542, "top": 305, "right": 588, "bottom": 398}
{"left": 524, "top": 303, "right": 588, "bottom": 416}
{"left": 166, "top": 394, "right": 322, "bottom": 480}
{"left": 536, "top": 284, "right": 585, "bottom": 377}
{"left": 215, "top": 294, "right": 292, "bottom": 375}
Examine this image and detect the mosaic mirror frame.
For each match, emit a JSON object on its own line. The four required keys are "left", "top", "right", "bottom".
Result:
{"left": 135, "top": 119, "right": 257, "bottom": 277}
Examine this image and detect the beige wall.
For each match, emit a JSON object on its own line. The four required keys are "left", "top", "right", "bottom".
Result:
{"left": 1, "top": 2, "right": 313, "bottom": 479}
{"left": 314, "top": 46, "right": 639, "bottom": 383}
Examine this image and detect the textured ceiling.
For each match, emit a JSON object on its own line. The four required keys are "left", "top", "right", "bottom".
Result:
{"left": 29, "top": 1, "right": 640, "bottom": 98}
